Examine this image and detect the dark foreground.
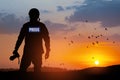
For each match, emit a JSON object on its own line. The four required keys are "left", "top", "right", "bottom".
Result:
{"left": 0, "top": 65, "right": 120, "bottom": 80}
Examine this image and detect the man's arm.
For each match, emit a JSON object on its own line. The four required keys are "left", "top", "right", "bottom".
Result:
{"left": 13, "top": 25, "right": 26, "bottom": 53}
{"left": 42, "top": 24, "right": 50, "bottom": 59}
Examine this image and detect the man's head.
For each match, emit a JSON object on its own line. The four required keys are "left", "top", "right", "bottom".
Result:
{"left": 29, "top": 8, "right": 40, "bottom": 21}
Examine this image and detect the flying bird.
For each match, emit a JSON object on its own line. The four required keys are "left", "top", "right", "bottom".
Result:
{"left": 106, "top": 38, "right": 109, "bottom": 40}
{"left": 68, "top": 43, "right": 71, "bottom": 46}
{"left": 92, "top": 42, "right": 95, "bottom": 45}
{"left": 92, "top": 57, "right": 95, "bottom": 59}
{"left": 71, "top": 40, "right": 74, "bottom": 44}
{"left": 85, "top": 20, "right": 88, "bottom": 22}
{"left": 113, "top": 41, "right": 115, "bottom": 44}
{"left": 95, "top": 36, "right": 98, "bottom": 38}
{"left": 100, "top": 34, "right": 103, "bottom": 37}
{"left": 94, "top": 28, "right": 96, "bottom": 30}
{"left": 91, "top": 35, "right": 94, "bottom": 37}
{"left": 88, "top": 36, "right": 91, "bottom": 39}
{"left": 105, "top": 28, "right": 108, "bottom": 31}
{"left": 96, "top": 41, "right": 99, "bottom": 44}
{"left": 86, "top": 46, "right": 89, "bottom": 48}
{"left": 64, "top": 37, "right": 67, "bottom": 40}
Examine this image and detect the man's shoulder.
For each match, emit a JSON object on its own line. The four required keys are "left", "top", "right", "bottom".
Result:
{"left": 38, "top": 21, "right": 46, "bottom": 26}
{"left": 23, "top": 21, "right": 45, "bottom": 26}
{"left": 23, "top": 22, "right": 30, "bottom": 26}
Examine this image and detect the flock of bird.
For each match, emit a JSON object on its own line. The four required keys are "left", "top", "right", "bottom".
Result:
{"left": 63, "top": 20, "right": 116, "bottom": 48}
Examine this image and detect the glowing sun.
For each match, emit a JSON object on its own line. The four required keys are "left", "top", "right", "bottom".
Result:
{"left": 94, "top": 60, "right": 99, "bottom": 65}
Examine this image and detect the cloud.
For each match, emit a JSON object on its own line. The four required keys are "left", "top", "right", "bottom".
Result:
{"left": 66, "top": 6, "right": 78, "bottom": 10}
{"left": 40, "top": 10, "right": 51, "bottom": 13}
{"left": 109, "top": 34, "right": 120, "bottom": 41}
{"left": 44, "top": 20, "right": 77, "bottom": 39}
{"left": 57, "top": 6, "right": 65, "bottom": 12}
{"left": 0, "top": 12, "right": 24, "bottom": 34}
{"left": 66, "top": 0, "right": 120, "bottom": 27}
{"left": 0, "top": 12, "right": 73, "bottom": 35}
{"left": 44, "top": 20, "right": 68, "bottom": 34}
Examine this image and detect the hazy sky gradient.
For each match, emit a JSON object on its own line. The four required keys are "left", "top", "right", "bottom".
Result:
{"left": 0, "top": 0, "right": 120, "bottom": 34}
{"left": 0, "top": 0, "right": 120, "bottom": 69}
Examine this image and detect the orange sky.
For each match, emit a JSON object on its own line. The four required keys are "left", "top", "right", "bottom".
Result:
{"left": 1, "top": 0, "right": 120, "bottom": 71}
{"left": 0, "top": 33, "right": 120, "bottom": 70}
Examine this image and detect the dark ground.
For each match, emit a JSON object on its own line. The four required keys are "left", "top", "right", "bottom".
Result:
{"left": 0, "top": 64, "right": 120, "bottom": 80}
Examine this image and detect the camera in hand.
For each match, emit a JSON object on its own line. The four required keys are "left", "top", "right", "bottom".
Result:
{"left": 10, "top": 52, "right": 20, "bottom": 61}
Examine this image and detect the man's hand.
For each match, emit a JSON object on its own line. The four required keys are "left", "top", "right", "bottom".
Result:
{"left": 45, "top": 48, "right": 50, "bottom": 59}
{"left": 10, "top": 49, "right": 20, "bottom": 61}
{"left": 45, "top": 52, "right": 49, "bottom": 59}
{"left": 13, "top": 49, "right": 18, "bottom": 54}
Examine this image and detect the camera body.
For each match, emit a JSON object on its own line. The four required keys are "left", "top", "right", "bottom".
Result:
{"left": 10, "top": 52, "right": 20, "bottom": 61}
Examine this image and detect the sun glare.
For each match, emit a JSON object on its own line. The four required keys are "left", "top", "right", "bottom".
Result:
{"left": 95, "top": 60, "right": 99, "bottom": 65}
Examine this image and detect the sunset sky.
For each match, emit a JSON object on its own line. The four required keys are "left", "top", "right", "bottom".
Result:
{"left": 0, "top": 0, "right": 120, "bottom": 70}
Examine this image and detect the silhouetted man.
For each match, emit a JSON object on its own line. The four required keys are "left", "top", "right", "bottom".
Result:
{"left": 11, "top": 8, "right": 50, "bottom": 72}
